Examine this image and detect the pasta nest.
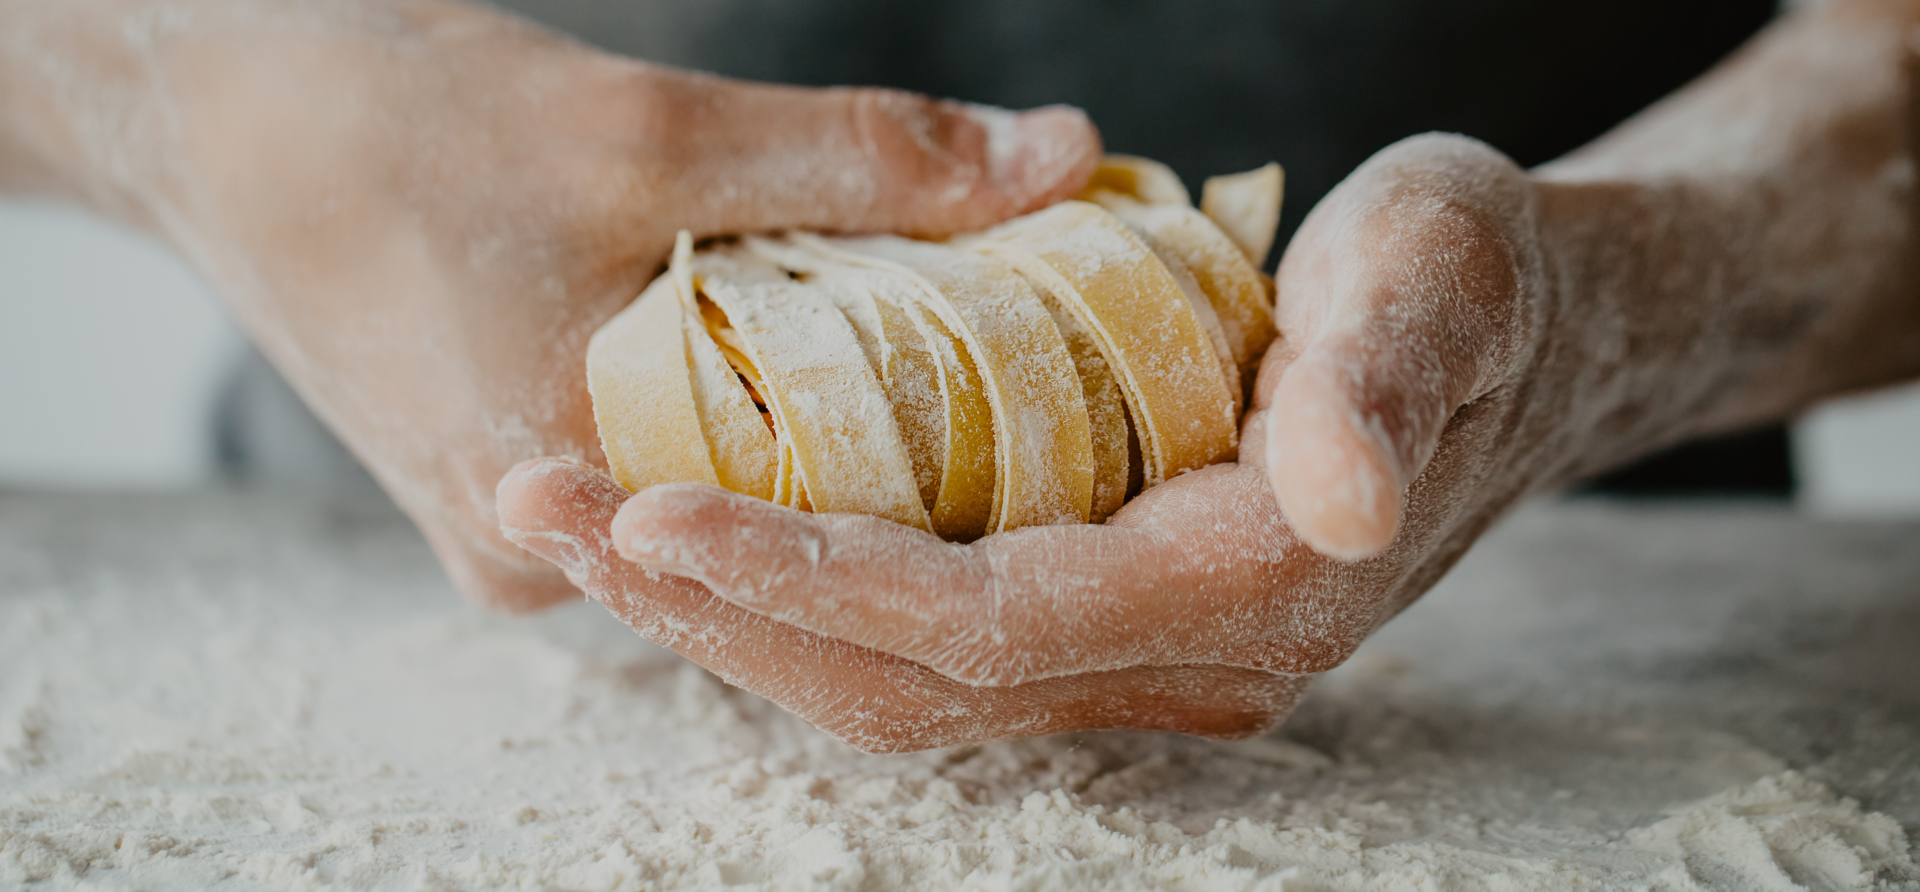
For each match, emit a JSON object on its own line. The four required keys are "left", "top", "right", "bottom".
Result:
{"left": 588, "top": 156, "right": 1283, "bottom": 541}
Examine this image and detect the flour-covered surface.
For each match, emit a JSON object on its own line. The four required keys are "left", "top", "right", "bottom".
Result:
{"left": 1, "top": 491, "right": 1916, "bottom": 891}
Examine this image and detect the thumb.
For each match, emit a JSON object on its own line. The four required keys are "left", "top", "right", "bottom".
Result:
{"left": 651, "top": 70, "right": 1101, "bottom": 238}
{"left": 1261, "top": 134, "right": 1533, "bottom": 560}
{"left": 1263, "top": 335, "right": 1455, "bottom": 560}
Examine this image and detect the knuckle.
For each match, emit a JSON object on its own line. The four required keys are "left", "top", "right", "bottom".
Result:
{"left": 848, "top": 87, "right": 947, "bottom": 157}
{"left": 598, "top": 64, "right": 703, "bottom": 150}
{"left": 845, "top": 87, "right": 991, "bottom": 223}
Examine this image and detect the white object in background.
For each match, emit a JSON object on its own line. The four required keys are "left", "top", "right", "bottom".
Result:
{"left": 1795, "top": 378, "right": 1920, "bottom": 516}
{"left": 0, "top": 201, "right": 241, "bottom": 488}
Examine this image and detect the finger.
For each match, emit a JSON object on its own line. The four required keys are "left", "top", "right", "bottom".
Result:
{"left": 498, "top": 458, "right": 1307, "bottom": 751}
{"left": 638, "top": 69, "right": 1102, "bottom": 238}
{"left": 614, "top": 468, "right": 1369, "bottom": 687}
{"left": 495, "top": 458, "right": 630, "bottom": 585}
{"left": 1263, "top": 133, "right": 1532, "bottom": 560}
{"left": 1262, "top": 337, "right": 1429, "bottom": 560}
{"left": 774, "top": 660, "right": 1309, "bottom": 754}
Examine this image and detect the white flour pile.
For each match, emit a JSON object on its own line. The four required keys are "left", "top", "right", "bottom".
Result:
{"left": 2, "top": 491, "right": 1916, "bottom": 890}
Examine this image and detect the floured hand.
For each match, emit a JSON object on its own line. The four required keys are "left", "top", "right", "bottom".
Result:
{"left": 496, "top": 138, "right": 1542, "bottom": 750}
{"left": 0, "top": 0, "right": 1099, "bottom": 610}
{"left": 497, "top": 455, "right": 1314, "bottom": 752}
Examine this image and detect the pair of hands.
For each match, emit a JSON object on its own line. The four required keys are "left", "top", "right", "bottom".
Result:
{"left": 491, "top": 132, "right": 1545, "bottom": 751}
{"left": 152, "top": 0, "right": 1561, "bottom": 751}
{"left": 74, "top": 0, "right": 1915, "bottom": 751}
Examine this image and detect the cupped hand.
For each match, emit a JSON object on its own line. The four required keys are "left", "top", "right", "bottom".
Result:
{"left": 502, "top": 133, "right": 1580, "bottom": 750}
{"left": 498, "top": 457, "right": 1312, "bottom": 752}
{"left": 148, "top": 0, "right": 1098, "bottom": 610}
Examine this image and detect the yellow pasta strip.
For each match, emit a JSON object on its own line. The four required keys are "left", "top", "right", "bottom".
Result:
{"left": 1201, "top": 162, "right": 1286, "bottom": 269}
{"left": 1141, "top": 232, "right": 1244, "bottom": 416}
{"left": 669, "top": 235, "right": 780, "bottom": 501}
{"left": 692, "top": 250, "right": 931, "bottom": 532}
{"left": 973, "top": 201, "right": 1237, "bottom": 485}
{"left": 795, "top": 233, "right": 1094, "bottom": 532}
{"left": 764, "top": 237, "right": 1004, "bottom": 540}
{"left": 1024, "top": 273, "right": 1131, "bottom": 523}
{"left": 743, "top": 237, "right": 948, "bottom": 513}
{"left": 1086, "top": 164, "right": 1281, "bottom": 397}
{"left": 586, "top": 273, "right": 717, "bottom": 492}
{"left": 1082, "top": 154, "right": 1192, "bottom": 207}
{"left": 588, "top": 156, "right": 1276, "bottom": 540}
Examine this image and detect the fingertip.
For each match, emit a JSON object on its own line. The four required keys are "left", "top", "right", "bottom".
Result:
{"left": 1266, "top": 422, "right": 1402, "bottom": 561}
{"left": 859, "top": 93, "right": 1101, "bottom": 234}
{"left": 970, "top": 103, "right": 1102, "bottom": 213}
{"left": 494, "top": 458, "right": 572, "bottom": 524}
{"left": 610, "top": 483, "right": 711, "bottom": 564}
{"left": 492, "top": 458, "right": 630, "bottom": 581}
{"left": 1265, "top": 366, "right": 1404, "bottom": 561}
{"left": 1308, "top": 487, "right": 1402, "bottom": 561}
{"left": 681, "top": 78, "right": 1102, "bottom": 237}
{"left": 495, "top": 457, "right": 621, "bottom": 532}
{"left": 612, "top": 483, "right": 731, "bottom": 560}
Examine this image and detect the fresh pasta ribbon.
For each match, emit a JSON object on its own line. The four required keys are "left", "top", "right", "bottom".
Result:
{"left": 586, "top": 156, "right": 1283, "bottom": 540}
{"left": 972, "top": 201, "right": 1237, "bottom": 486}
{"left": 1081, "top": 155, "right": 1281, "bottom": 398}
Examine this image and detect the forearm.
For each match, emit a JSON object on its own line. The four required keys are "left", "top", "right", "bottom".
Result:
{"left": 0, "top": 0, "right": 184, "bottom": 225}
{"left": 1531, "top": 0, "right": 1920, "bottom": 480}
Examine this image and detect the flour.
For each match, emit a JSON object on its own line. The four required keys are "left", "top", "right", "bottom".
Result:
{"left": 2, "top": 492, "right": 1916, "bottom": 891}
{"left": 1626, "top": 773, "right": 1911, "bottom": 891}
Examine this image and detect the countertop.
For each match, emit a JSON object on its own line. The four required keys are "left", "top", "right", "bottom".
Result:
{"left": 2, "top": 489, "right": 1917, "bottom": 890}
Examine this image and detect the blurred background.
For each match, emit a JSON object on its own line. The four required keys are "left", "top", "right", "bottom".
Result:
{"left": 3, "top": 0, "right": 1917, "bottom": 512}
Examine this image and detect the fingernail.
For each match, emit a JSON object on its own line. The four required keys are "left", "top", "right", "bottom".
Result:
{"left": 968, "top": 103, "right": 1098, "bottom": 202}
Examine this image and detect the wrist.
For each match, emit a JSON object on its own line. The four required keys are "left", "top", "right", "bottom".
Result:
{"left": 1526, "top": 168, "right": 1920, "bottom": 487}
{"left": 1519, "top": 0, "right": 1920, "bottom": 486}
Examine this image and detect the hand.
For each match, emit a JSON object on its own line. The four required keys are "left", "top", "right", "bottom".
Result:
{"left": 31, "top": 0, "right": 1099, "bottom": 609}
{"left": 498, "top": 133, "right": 1573, "bottom": 751}
{"left": 497, "top": 457, "right": 1313, "bottom": 752}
